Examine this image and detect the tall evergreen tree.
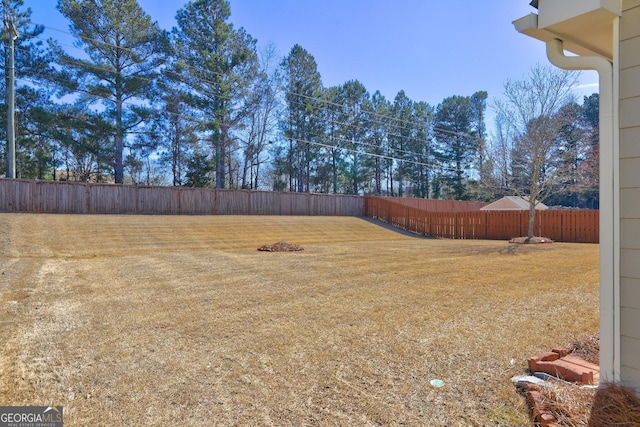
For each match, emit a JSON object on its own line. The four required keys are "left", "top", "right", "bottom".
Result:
{"left": 470, "top": 91, "right": 490, "bottom": 199}
{"left": 280, "top": 44, "right": 323, "bottom": 192}
{"left": 548, "top": 102, "right": 586, "bottom": 206}
{"left": 409, "top": 101, "right": 433, "bottom": 198}
{"left": 369, "top": 90, "right": 390, "bottom": 195}
{"left": 580, "top": 93, "right": 599, "bottom": 208}
{"left": 171, "top": 0, "right": 258, "bottom": 189}
{"left": 434, "top": 95, "right": 475, "bottom": 200}
{"left": 336, "top": 80, "right": 370, "bottom": 195}
{"left": 389, "top": 90, "right": 413, "bottom": 196}
{"left": 318, "top": 86, "right": 342, "bottom": 193}
{"left": 14, "top": 87, "right": 59, "bottom": 179}
{"left": 52, "top": 0, "right": 167, "bottom": 184}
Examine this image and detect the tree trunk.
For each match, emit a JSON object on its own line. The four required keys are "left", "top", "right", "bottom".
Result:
{"left": 114, "top": 98, "right": 124, "bottom": 184}
{"left": 216, "top": 122, "right": 227, "bottom": 189}
{"left": 527, "top": 198, "right": 536, "bottom": 239}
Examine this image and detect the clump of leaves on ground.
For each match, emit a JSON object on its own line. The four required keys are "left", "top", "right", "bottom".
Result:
{"left": 257, "top": 241, "right": 304, "bottom": 252}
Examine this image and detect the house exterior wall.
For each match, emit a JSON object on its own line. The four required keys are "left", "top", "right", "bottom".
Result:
{"left": 619, "top": 0, "right": 640, "bottom": 389}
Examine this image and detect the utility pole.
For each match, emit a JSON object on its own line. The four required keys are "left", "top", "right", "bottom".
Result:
{"left": 4, "top": 9, "right": 18, "bottom": 178}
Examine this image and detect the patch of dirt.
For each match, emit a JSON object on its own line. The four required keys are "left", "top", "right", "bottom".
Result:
{"left": 509, "top": 236, "right": 554, "bottom": 244}
{"left": 257, "top": 241, "right": 304, "bottom": 252}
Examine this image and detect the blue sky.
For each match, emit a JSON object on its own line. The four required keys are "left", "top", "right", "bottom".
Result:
{"left": 28, "top": 0, "right": 598, "bottom": 113}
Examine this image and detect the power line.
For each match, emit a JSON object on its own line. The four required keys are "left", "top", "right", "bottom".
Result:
{"left": 19, "top": 21, "right": 484, "bottom": 172}
{"left": 17, "top": 41, "right": 438, "bottom": 160}
{"left": 16, "top": 75, "right": 440, "bottom": 170}
{"left": 300, "top": 138, "right": 430, "bottom": 166}
{"left": 33, "top": 21, "right": 482, "bottom": 142}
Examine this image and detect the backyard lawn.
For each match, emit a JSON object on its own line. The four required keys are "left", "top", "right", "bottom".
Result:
{"left": 0, "top": 214, "right": 599, "bottom": 426}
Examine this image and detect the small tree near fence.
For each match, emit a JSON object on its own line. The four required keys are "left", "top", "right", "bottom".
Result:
{"left": 494, "top": 64, "right": 580, "bottom": 239}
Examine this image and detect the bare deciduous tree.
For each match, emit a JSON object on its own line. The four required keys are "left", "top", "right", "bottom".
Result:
{"left": 494, "top": 64, "right": 580, "bottom": 239}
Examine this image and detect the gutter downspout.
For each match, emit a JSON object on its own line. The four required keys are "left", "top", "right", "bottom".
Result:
{"left": 546, "top": 38, "right": 619, "bottom": 383}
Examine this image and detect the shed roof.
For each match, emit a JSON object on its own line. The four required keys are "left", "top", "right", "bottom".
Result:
{"left": 479, "top": 196, "right": 548, "bottom": 211}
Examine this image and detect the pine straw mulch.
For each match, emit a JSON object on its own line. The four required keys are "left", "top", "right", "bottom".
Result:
{"left": 566, "top": 333, "right": 600, "bottom": 366}
{"left": 531, "top": 333, "right": 640, "bottom": 426}
{"left": 257, "top": 241, "right": 304, "bottom": 252}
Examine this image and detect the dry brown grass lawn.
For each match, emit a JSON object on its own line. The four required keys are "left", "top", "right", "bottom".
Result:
{"left": 0, "top": 214, "right": 599, "bottom": 426}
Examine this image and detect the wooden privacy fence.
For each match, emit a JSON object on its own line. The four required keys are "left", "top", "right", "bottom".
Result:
{"left": 0, "top": 179, "right": 364, "bottom": 216}
{"left": 365, "top": 197, "right": 599, "bottom": 243}
{"left": 0, "top": 179, "right": 599, "bottom": 242}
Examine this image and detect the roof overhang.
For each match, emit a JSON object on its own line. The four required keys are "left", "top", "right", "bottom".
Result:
{"left": 513, "top": 0, "right": 620, "bottom": 61}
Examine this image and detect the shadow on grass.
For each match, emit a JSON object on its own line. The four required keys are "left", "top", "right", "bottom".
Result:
{"left": 358, "top": 217, "right": 436, "bottom": 239}
{"left": 360, "top": 217, "right": 527, "bottom": 256}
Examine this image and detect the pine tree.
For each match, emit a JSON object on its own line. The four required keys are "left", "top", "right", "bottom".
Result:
{"left": 171, "top": 0, "right": 259, "bottom": 189}
{"left": 434, "top": 95, "right": 475, "bottom": 200}
{"left": 390, "top": 90, "right": 413, "bottom": 196}
{"left": 52, "top": 0, "right": 167, "bottom": 184}
{"left": 280, "top": 44, "right": 323, "bottom": 192}
{"left": 336, "top": 80, "right": 370, "bottom": 195}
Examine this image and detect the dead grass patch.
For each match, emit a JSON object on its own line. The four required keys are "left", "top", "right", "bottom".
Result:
{"left": 0, "top": 214, "right": 599, "bottom": 426}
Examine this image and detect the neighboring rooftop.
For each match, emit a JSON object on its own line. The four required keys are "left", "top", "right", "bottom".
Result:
{"left": 480, "top": 196, "right": 548, "bottom": 211}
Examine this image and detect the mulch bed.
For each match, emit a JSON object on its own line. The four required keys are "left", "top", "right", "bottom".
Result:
{"left": 257, "top": 241, "right": 304, "bottom": 252}
{"left": 509, "top": 236, "right": 554, "bottom": 244}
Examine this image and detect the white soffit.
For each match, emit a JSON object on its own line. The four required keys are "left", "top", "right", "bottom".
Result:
{"left": 513, "top": 0, "right": 621, "bottom": 60}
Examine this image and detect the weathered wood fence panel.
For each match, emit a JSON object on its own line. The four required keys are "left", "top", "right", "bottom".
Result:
{"left": 0, "top": 179, "right": 363, "bottom": 216}
{"left": 365, "top": 197, "right": 599, "bottom": 243}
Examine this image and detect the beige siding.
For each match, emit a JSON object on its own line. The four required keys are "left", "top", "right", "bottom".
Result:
{"left": 625, "top": 0, "right": 640, "bottom": 10}
{"left": 619, "top": 0, "right": 640, "bottom": 388}
{"left": 621, "top": 337, "right": 640, "bottom": 386}
{"left": 622, "top": 278, "right": 640, "bottom": 310}
{"left": 621, "top": 97, "right": 640, "bottom": 129}
{"left": 621, "top": 220, "right": 640, "bottom": 249}
{"left": 620, "top": 127, "right": 640, "bottom": 157}
{"left": 621, "top": 66, "right": 640, "bottom": 98}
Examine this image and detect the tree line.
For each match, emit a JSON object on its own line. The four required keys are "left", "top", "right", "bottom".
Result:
{"left": 1, "top": 0, "right": 599, "bottom": 208}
